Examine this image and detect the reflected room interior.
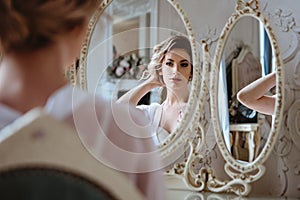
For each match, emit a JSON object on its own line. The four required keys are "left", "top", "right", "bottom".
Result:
{"left": 84, "top": 0, "right": 188, "bottom": 106}
{"left": 92, "top": 0, "right": 153, "bottom": 103}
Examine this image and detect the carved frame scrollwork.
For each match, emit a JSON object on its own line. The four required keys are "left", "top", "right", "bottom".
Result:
{"left": 209, "top": 0, "right": 285, "bottom": 196}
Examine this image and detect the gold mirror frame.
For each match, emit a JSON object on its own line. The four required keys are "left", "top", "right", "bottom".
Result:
{"left": 210, "top": 0, "right": 284, "bottom": 196}
{"left": 74, "top": 0, "right": 210, "bottom": 191}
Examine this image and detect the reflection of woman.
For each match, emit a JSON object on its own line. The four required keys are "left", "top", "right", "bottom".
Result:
{"left": 237, "top": 71, "right": 276, "bottom": 115}
{"left": 117, "top": 35, "right": 193, "bottom": 145}
{"left": 0, "top": 1, "right": 165, "bottom": 199}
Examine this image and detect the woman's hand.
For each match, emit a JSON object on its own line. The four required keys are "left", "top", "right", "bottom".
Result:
{"left": 146, "top": 70, "right": 164, "bottom": 87}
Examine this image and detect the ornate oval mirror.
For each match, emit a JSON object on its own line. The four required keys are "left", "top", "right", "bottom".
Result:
{"left": 217, "top": 16, "right": 275, "bottom": 163}
{"left": 210, "top": 0, "right": 284, "bottom": 196}
{"left": 75, "top": 0, "right": 208, "bottom": 191}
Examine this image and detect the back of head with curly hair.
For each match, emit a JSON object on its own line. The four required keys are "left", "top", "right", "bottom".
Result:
{"left": 0, "top": 0, "right": 99, "bottom": 53}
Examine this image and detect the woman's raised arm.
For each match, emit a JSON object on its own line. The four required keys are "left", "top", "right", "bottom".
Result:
{"left": 117, "top": 76, "right": 161, "bottom": 106}
{"left": 237, "top": 71, "right": 276, "bottom": 115}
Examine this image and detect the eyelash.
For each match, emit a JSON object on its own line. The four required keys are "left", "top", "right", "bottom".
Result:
{"left": 165, "top": 62, "right": 189, "bottom": 68}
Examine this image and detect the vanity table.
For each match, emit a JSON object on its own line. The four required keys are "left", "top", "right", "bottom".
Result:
{"left": 166, "top": 189, "right": 298, "bottom": 200}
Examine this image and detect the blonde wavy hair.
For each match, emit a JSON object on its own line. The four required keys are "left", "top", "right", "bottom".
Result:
{"left": 0, "top": 0, "right": 99, "bottom": 53}
{"left": 142, "top": 35, "right": 193, "bottom": 84}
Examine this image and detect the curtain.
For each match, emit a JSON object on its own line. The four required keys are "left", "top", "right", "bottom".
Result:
{"left": 218, "top": 54, "right": 231, "bottom": 153}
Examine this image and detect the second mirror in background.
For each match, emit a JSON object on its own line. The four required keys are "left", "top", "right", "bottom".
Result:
{"left": 218, "top": 16, "right": 275, "bottom": 163}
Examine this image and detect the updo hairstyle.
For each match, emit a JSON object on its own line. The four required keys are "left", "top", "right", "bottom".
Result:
{"left": 0, "top": 0, "right": 99, "bottom": 53}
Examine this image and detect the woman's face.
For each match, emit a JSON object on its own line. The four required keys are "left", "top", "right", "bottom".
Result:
{"left": 161, "top": 48, "right": 192, "bottom": 89}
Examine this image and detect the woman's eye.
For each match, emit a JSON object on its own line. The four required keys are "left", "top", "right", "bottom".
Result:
{"left": 181, "top": 63, "right": 189, "bottom": 67}
{"left": 165, "top": 62, "right": 173, "bottom": 66}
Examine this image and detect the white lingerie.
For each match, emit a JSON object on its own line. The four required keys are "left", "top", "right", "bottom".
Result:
{"left": 137, "top": 103, "right": 173, "bottom": 146}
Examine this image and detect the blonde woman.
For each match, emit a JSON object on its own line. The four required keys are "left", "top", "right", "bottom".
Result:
{"left": 118, "top": 35, "right": 193, "bottom": 145}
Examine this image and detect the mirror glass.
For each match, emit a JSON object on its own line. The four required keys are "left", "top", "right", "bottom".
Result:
{"left": 83, "top": 0, "right": 153, "bottom": 96}
{"left": 218, "top": 16, "right": 275, "bottom": 163}
{"left": 78, "top": 0, "right": 203, "bottom": 170}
